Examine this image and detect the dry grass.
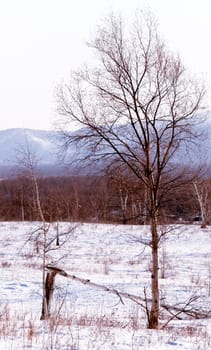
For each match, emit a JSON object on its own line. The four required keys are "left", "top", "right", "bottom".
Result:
{"left": 0, "top": 302, "right": 211, "bottom": 349}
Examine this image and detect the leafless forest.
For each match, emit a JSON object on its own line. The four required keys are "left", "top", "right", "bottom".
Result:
{"left": 0, "top": 174, "right": 209, "bottom": 225}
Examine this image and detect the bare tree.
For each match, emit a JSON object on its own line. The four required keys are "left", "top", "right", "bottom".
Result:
{"left": 17, "top": 138, "right": 77, "bottom": 320}
{"left": 193, "top": 179, "right": 211, "bottom": 228}
{"left": 107, "top": 168, "right": 146, "bottom": 224}
{"left": 56, "top": 13, "right": 206, "bottom": 328}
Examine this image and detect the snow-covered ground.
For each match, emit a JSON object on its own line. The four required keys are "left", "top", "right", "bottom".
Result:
{"left": 0, "top": 222, "right": 211, "bottom": 349}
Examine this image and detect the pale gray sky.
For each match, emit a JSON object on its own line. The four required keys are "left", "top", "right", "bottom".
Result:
{"left": 0, "top": 0, "right": 211, "bottom": 130}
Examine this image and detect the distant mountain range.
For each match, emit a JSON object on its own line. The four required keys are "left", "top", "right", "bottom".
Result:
{"left": 0, "top": 128, "right": 67, "bottom": 177}
{"left": 0, "top": 127, "right": 100, "bottom": 177}
{"left": 0, "top": 121, "right": 211, "bottom": 178}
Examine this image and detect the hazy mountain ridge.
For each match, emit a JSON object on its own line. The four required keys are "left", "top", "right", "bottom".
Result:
{"left": 0, "top": 128, "right": 59, "bottom": 164}
{"left": 0, "top": 120, "right": 211, "bottom": 177}
{"left": 0, "top": 127, "right": 102, "bottom": 177}
{"left": 0, "top": 128, "right": 67, "bottom": 177}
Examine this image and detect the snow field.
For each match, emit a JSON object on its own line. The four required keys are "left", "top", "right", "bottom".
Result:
{"left": 0, "top": 222, "right": 211, "bottom": 349}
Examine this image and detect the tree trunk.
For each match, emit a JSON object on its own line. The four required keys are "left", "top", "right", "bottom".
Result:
{"left": 149, "top": 212, "right": 160, "bottom": 329}
{"left": 193, "top": 182, "right": 207, "bottom": 228}
{"left": 40, "top": 270, "right": 57, "bottom": 320}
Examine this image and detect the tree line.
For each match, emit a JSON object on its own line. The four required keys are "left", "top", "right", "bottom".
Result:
{"left": 0, "top": 173, "right": 207, "bottom": 224}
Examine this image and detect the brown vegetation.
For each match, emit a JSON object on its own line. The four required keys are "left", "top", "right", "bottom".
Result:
{"left": 0, "top": 174, "right": 205, "bottom": 224}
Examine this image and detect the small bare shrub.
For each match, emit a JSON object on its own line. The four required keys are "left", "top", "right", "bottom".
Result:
{"left": 103, "top": 260, "right": 110, "bottom": 275}
{"left": 1, "top": 261, "right": 12, "bottom": 268}
{"left": 27, "top": 320, "right": 35, "bottom": 341}
{"left": 159, "top": 243, "right": 172, "bottom": 279}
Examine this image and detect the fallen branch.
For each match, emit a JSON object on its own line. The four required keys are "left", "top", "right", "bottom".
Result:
{"left": 46, "top": 265, "right": 148, "bottom": 310}
{"left": 45, "top": 266, "right": 211, "bottom": 323}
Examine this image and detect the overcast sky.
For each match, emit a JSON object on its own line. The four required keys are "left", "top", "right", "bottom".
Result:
{"left": 0, "top": 0, "right": 211, "bottom": 130}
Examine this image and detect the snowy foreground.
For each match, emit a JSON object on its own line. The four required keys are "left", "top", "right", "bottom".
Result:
{"left": 0, "top": 222, "right": 211, "bottom": 349}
